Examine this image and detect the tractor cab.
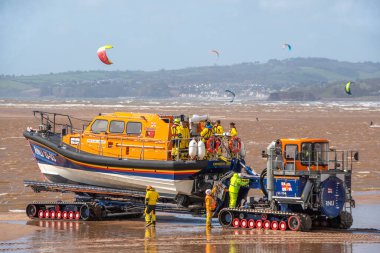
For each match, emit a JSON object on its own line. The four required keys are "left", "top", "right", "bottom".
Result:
{"left": 269, "top": 138, "right": 330, "bottom": 172}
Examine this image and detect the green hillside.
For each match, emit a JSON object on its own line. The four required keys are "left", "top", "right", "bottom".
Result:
{"left": 1, "top": 58, "right": 379, "bottom": 100}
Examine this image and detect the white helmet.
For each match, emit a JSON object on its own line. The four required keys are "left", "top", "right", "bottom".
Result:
{"left": 205, "top": 189, "right": 212, "bottom": 195}
{"left": 238, "top": 173, "right": 242, "bottom": 178}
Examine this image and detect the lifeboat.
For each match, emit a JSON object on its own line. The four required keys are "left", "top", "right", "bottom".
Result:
{"left": 23, "top": 111, "right": 243, "bottom": 206}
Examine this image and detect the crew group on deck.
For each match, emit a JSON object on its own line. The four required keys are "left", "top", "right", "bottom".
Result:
{"left": 171, "top": 118, "right": 240, "bottom": 160}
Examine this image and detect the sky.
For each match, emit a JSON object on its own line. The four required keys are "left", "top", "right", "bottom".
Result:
{"left": 0, "top": 0, "right": 379, "bottom": 75}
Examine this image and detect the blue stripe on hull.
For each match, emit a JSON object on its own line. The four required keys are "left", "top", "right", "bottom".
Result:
{"left": 31, "top": 143, "right": 195, "bottom": 180}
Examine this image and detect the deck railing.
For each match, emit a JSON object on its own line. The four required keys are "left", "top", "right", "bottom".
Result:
{"left": 273, "top": 149, "right": 359, "bottom": 172}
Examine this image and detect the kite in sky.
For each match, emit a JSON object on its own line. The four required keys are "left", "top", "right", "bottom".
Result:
{"left": 97, "top": 45, "right": 114, "bottom": 65}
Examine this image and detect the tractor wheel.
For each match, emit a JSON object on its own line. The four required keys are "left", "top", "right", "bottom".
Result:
{"left": 26, "top": 204, "right": 38, "bottom": 218}
{"left": 288, "top": 215, "right": 301, "bottom": 231}
{"left": 232, "top": 218, "right": 240, "bottom": 228}
{"left": 80, "top": 205, "right": 91, "bottom": 221}
{"left": 300, "top": 214, "right": 312, "bottom": 231}
{"left": 339, "top": 211, "right": 353, "bottom": 229}
{"left": 329, "top": 211, "right": 353, "bottom": 229}
{"left": 218, "top": 209, "right": 234, "bottom": 228}
{"left": 240, "top": 219, "right": 248, "bottom": 228}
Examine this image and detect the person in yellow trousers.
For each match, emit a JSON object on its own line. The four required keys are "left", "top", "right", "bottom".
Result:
{"left": 205, "top": 188, "right": 217, "bottom": 227}
{"left": 180, "top": 121, "right": 190, "bottom": 159}
{"left": 145, "top": 185, "right": 160, "bottom": 227}
{"left": 171, "top": 118, "right": 183, "bottom": 160}
{"left": 228, "top": 173, "right": 249, "bottom": 208}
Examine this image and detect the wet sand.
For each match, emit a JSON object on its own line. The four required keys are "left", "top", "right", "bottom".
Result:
{"left": 0, "top": 100, "right": 380, "bottom": 252}
{"left": 0, "top": 209, "right": 380, "bottom": 253}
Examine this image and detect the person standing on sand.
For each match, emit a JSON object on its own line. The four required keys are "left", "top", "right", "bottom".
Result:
{"left": 145, "top": 185, "right": 160, "bottom": 227}
{"left": 205, "top": 188, "right": 216, "bottom": 227}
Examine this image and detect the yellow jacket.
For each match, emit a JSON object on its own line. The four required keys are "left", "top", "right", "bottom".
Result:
{"left": 145, "top": 188, "right": 160, "bottom": 205}
{"left": 201, "top": 128, "right": 214, "bottom": 140}
{"left": 228, "top": 173, "right": 249, "bottom": 194}
{"left": 205, "top": 187, "right": 217, "bottom": 211}
{"left": 213, "top": 125, "right": 224, "bottom": 135}
{"left": 171, "top": 124, "right": 182, "bottom": 138}
{"left": 180, "top": 126, "right": 190, "bottom": 148}
{"left": 230, "top": 127, "right": 238, "bottom": 137}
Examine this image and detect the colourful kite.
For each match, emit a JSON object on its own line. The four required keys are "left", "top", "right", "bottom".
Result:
{"left": 282, "top": 43, "right": 292, "bottom": 51}
{"left": 225, "top": 89, "right": 235, "bottom": 102}
{"left": 97, "top": 45, "right": 113, "bottom": 65}
{"left": 345, "top": 81, "right": 352, "bottom": 95}
{"left": 209, "top": 49, "right": 220, "bottom": 58}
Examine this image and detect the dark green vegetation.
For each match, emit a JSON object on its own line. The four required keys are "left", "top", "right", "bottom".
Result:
{"left": 1, "top": 58, "right": 379, "bottom": 100}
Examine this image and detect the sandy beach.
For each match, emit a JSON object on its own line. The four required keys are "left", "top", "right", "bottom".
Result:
{"left": 0, "top": 99, "right": 380, "bottom": 252}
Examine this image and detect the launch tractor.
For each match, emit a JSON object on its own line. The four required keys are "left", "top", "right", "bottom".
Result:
{"left": 217, "top": 138, "right": 358, "bottom": 231}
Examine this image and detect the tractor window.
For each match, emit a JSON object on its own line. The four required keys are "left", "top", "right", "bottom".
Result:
{"left": 284, "top": 145, "right": 298, "bottom": 160}
{"left": 301, "top": 143, "right": 313, "bottom": 166}
{"left": 109, "top": 120, "right": 125, "bottom": 133}
{"left": 126, "top": 122, "right": 142, "bottom": 135}
{"left": 91, "top": 119, "right": 108, "bottom": 133}
{"left": 301, "top": 142, "right": 329, "bottom": 166}
{"left": 314, "top": 142, "right": 329, "bottom": 166}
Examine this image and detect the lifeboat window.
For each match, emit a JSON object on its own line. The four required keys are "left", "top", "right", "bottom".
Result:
{"left": 91, "top": 119, "right": 108, "bottom": 133}
{"left": 110, "top": 120, "right": 125, "bottom": 133}
{"left": 126, "top": 122, "right": 142, "bottom": 135}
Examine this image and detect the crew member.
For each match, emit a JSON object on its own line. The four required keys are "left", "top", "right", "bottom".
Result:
{"left": 229, "top": 122, "right": 238, "bottom": 137}
{"left": 200, "top": 121, "right": 214, "bottom": 142}
{"left": 145, "top": 185, "right": 160, "bottom": 227}
{"left": 228, "top": 173, "right": 249, "bottom": 208}
{"left": 180, "top": 121, "right": 190, "bottom": 158}
{"left": 205, "top": 188, "right": 216, "bottom": 227}
{"left": 213, "top": 120, "right": 224, "bottom": 135}
{"left": 171, "top": 118, "right": 182, "bottom": 159}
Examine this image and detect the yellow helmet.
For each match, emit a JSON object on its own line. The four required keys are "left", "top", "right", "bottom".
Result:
{"left": 174, "top": 118, "right": 180, "bottom": 124}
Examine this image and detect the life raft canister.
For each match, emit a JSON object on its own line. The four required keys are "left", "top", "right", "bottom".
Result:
{"left": 206, "top": 136, "right": 221, "bottom": 154}
{"left": 229, "top": 136, "right": 242, "bottom": 154}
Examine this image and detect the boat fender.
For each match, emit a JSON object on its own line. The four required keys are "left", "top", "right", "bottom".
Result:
{"left": 229, "top": 137, "right": 242, "bottom": 154}
{"left": 239, "top": 141, "right": 246, "bottom": 157}
{"left": 198, "top": 141, "right": 206, "bottom": 160}
{"left": 189, "top": 139, "right": 198, "bottom": 158}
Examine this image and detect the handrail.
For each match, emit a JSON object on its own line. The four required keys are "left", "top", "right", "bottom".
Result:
{"left": 64, "top": 132, "right": 239, "bottom": 162}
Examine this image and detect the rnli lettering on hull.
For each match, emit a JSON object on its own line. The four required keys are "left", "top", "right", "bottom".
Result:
{"left": 32, "top": 144, "right": 57, "bottom": 164}
{"left": 87, "top": 139, "right": 106, "bottom": 144}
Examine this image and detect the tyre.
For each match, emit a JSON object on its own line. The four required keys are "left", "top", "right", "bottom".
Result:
{"left": 300, "top": 214, "right": 312, "bottom": 231}
{"left": 218, "top": 209, "right": 234, "bottom": 228}
{"left": 339, "top": 211, "right": 353, "bottom": 229}
{"left": 80, "top": 205, "right": 91, "bottom": 221}
{"left": 329, "top": 211, "right": 353, "bottom": 229}
{"left": 288, "top": 215, "right": 301, "bottom": 231}
{"left": 26, "top": 204, "right": 38, "bottom": 218}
